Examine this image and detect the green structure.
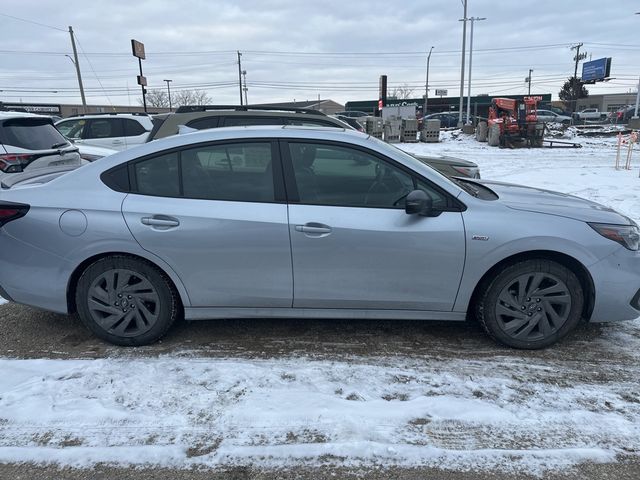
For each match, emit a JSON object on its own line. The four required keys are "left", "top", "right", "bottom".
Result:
{"left": 346, "top": 94, "right": 552, "bottom": 118}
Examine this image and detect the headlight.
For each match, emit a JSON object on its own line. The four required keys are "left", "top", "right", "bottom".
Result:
{"left": 452, "top": 166, "right": 480, "bottom": 179}
{"left": 589, "top": 223, "right": 640, "bottom": 251}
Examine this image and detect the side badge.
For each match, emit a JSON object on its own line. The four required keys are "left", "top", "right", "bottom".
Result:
{"left": 472, "top": 235, "right": 489, "bottom": 241}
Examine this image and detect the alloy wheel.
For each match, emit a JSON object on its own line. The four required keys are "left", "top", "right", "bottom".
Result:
{"left": 495, "top": 272, "right": 572, "bottom": 342}
{"left": 87, "top": 268, "right": 160, "bottom": 337}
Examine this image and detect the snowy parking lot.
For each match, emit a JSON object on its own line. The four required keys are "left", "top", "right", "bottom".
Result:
{"left": 1, "top": 132, "right": 640, "bottom": 478}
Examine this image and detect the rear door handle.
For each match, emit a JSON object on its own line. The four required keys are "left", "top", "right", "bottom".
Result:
{"left": 295, "top": 223, "right": 332, "bottom": 236}
{"left": 141, "top": 216, "right": 180, "bottom": 228}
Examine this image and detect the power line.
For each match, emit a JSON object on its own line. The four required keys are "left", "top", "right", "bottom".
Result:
{"left": 0, "top": 12, "right": 66, "bottom": 32}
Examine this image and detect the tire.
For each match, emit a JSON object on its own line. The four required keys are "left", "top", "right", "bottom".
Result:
{"left": 487, "top": 124, "right": 500, "bottom": 146}
{"left": 475, "top": 259, "right": 584, "bottom": 349}
{"left": 75, "top": 256, "right": 179, "bottom": 346}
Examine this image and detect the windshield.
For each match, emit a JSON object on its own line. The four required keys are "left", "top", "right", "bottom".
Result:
{"left": 0, "top": 118, "right": 70, "bottom": 151}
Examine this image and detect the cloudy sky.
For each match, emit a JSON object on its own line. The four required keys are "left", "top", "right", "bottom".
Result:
{"left": 1, "top": 0, "right": 638, "bottom": 108}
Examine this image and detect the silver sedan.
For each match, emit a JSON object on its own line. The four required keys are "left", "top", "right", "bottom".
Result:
{"left": 0, "top": 127, "right": 638, "bottom": 349}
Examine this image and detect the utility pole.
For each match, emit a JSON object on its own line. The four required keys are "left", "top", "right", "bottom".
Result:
{"left": 458, "top": 0, "right": 468, "bottom": 126}
{"left": 571, "top": 43, "right": 586, "bottom": 112}
{"left": 242, "top": 70, "right": 248, "bottom": 105}
{"left": 423, "top": 46, "right": 434, "bottom": 117}
{"left": 68, "top": 26, "right": 87, "bottom": 113}
{"left": 526, "top": 69, "right": 533, "bottom": 96}
{"left": 237, "top": 51, "right": 244, "bottom": 106}
{"left": 163, "top": 79, "right": 173, "bottom": 111}
{"left": 466, "top": 17, "right": 486, "bottom": 125}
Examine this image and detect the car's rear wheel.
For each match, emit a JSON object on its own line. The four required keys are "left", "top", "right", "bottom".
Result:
{"left": 476, "top": 259, "right": 583, "bottom": 349}
{"left": 75, "top": 256, "right": 179, "bottom": 346}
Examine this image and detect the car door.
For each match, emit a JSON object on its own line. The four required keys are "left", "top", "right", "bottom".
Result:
{"left": 121, "top": 140, "right": 293, "bottom": 307}
{"left": 84, "top": 118, "right": 127, "bottom": 150}
{"left": 283, "top": 140, "right": 466, "bottom": 311}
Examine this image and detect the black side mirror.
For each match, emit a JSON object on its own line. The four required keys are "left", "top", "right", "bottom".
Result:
{"left": 405, "top": 189, "right": 435, "bottom": 216}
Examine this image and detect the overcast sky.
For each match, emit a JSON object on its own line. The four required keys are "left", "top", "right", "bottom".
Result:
{"left": 1, "top": 0, "right": 638, "bottom": 108}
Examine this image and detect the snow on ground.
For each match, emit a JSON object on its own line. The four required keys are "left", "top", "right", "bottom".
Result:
{"left": 399, "top": 131, "right": 640, "bottom": 224}
{"left": 1, "top": 351, "right": 638, "bottom": 475}
{"left": 2, "top": 132, "right": 640, "bottom": 474}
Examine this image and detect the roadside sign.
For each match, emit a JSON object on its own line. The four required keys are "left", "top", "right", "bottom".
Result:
{"left": 435, "top": 89, "right": 448, "bottom": 97}
{"left": 582, "top": 57, "right": 611, "bottom": 83}
{"left": 131, "top": 39, "right": 146, "bottom": 59}
{"left": 137, "top": 75, "right": 147, "bottom": 86}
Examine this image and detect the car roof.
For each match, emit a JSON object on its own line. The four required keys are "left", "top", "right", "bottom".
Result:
{"left": 0, "top": 111, "right": 50, "bottom": 120}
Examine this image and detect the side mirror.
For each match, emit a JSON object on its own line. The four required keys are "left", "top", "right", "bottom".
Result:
{"left": 405, "top": 189, "right": 435, "bottom": 216}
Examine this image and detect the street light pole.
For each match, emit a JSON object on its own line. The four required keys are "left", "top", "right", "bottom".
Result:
{"left": 458, "top": 0, "right": 468, "bottom": 126}
{"left": 423, "top": 46, "right": 434, "bottom": 117}
{"left": 466, "top": 17, "right": 486, "bottom": 125}
{"left": 527, "top": 68, "right": 533, "bottom": 96}
{"left": 634, "top": 13, "right": 640, "bottom": 119}
{"left": 163, "top": 79, "right": 172, "bottom": 111}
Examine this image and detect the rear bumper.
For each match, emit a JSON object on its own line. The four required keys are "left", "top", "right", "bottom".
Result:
{"left": 0, "top": 229, "right": 71, "bottom": 314}
{"left": 588, "top": 246, "right": 640, "bottom": 322}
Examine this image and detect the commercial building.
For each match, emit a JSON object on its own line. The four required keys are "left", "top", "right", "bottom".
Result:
{"left": 575, "top": 92, "right": 638, "bottom": 113}
{"left": 0, "top": 102, "right": 170, "bottom": 118}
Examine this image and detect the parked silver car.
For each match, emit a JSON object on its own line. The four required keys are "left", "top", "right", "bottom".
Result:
{"left": 0, "top": 127, "right": 638, "bottom": 349}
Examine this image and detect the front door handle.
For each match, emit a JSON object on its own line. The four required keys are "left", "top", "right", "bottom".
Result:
{"left": 141, "top": 215, "right": 180, "bottom": 229}
{"left": 295, "top": 223, "right": 332, "bottom": 236}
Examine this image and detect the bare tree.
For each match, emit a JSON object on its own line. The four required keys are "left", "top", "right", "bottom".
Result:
{"left": 389, "top": 84, "right": 415, "bottom": 100}
{"left": 142, "top": 89, "right": 169, "bottom": 108}
{"left": 139, "top": 88, "right": 213, "bottom": 108}
{"left": 172, "top": 89, "right": 213, "bottom": 106}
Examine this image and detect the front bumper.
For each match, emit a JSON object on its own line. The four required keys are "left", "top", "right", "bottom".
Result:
{"left": 588, "top": 246, "right": 640, "bottom": 322}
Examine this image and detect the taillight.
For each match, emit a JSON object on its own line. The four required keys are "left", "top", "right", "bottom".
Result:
{"left": 0, "top": 202, "right": 29, "bottom": 226}
{"left": 0, "top": 154, "right": 33, "bottom": 173}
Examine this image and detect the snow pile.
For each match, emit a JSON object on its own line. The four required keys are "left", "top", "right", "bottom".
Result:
{"left": 1, "top": 353, "right": 638, "bottom": 474}
{"left": 401, "top": 134, "right": 640, "bottom": 224}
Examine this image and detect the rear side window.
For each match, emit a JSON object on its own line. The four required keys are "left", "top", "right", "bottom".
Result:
{"left": 134, "top": 152, "right": 180, "bottom": 197}
{"left": 181, "top": 142, "right": 274, "bottom": 202}
{"left": 285, "top": 118, "right": 343, "bottom": 128}
{"left": 122, "top": 119, "right": 147, "bottom": 137}
{"left": 85, "top": 119, "right": 123, "bottom": 139}
{"left": 0, "top": 118, "right": 69, "bottom": 150}
{"left": 186, "top": 116, "right": 220, "bottom": 130}
{"left": 222, "top": 117, "right": 284, "bottom": 127}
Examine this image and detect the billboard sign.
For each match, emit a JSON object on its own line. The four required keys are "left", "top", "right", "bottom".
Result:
{"left": 435, "top": 89, "right": 448, "bottom": 96}
{"left": 131, "top": 39, "right": 146, "bottom": 59}
{"left": 581, "top": 57, "right": 611, "bottom": 83}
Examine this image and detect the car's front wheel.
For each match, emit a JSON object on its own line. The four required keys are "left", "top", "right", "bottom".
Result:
{"left": 75, "top": 256, "right": 179, "bottom": 346}
{"left": 476, "top": 259, "right": 584, "bottom": 349}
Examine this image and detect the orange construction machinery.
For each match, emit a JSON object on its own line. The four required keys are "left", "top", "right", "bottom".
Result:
{"left": 487, "top": 97, "right": 544, "bottom": 147}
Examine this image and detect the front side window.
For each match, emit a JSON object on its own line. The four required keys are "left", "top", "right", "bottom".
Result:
{"left": 181, "top": 142, "right": 274, "bottom": 202}
{"left": 56, "top": 119, "right": 85, "bottom": 139}
{"left": 289, "top": 142, "right": 415, "bottom": 208}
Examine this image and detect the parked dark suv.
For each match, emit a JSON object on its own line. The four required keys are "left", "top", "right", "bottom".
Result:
{"left": 148, "top": 105, "right": 480, "bottom": 178}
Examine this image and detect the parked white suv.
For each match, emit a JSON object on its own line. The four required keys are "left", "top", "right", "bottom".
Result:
{"left": 56, "top": 113, "right": 152, "bottom": 151}
{"left": 0, "top": 111, "right": 81, "bottom": 174}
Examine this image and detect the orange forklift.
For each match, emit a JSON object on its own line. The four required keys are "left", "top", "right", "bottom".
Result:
{"left": 487, "top": 97, "right": 544, "bottom": 147}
